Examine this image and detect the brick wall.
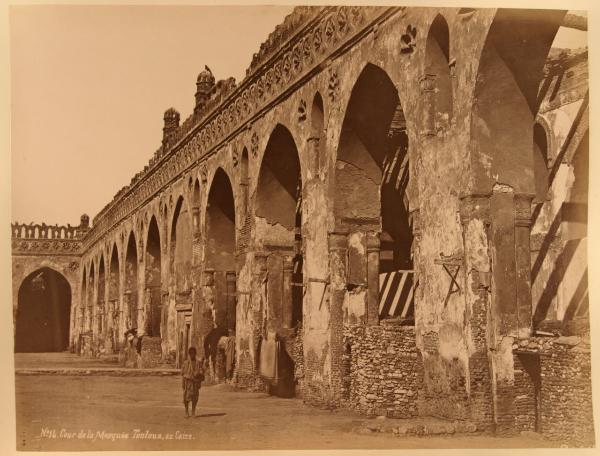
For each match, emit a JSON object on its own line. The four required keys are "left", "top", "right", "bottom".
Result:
{"left": 499, "top": 335, "right": 594, "bottom": 446}
{"left": 512, "top": 353, "right": 539, "bottom": 433}
{"left": 344, "top": 322, "right": 422, "bottom": 418}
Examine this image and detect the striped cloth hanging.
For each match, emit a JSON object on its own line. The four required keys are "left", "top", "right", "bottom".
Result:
{"left": 378, "top": 269, "right": 415, "bottom": 319}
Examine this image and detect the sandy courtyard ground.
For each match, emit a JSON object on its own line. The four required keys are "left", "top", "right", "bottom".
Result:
{"left": 15, "top": 370, "right": 559, "bottom": 451}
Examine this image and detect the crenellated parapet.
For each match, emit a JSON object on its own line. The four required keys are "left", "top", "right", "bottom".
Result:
{"left": 11, "top": 214, "right": 89, "bottom": 256}
{"left": 12, "top": 222, "right": 78, "bottom": 240}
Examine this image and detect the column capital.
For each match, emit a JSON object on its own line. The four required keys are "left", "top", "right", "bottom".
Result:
{"left": 514, "top": 193, "right": 534, "bottom": 227}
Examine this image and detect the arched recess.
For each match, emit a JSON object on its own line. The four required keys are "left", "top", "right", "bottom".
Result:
{"left": 239, "top": 148, "right": 250, "bottom": 250}
{"left": 124, "top": 232, "right": 138, "bottom": 330}
{"left": 255, "top": 124, "right": 302, "bottom": 397}
{"left": 108, "top": 244, "right": 120, "bottom": 350}
{"left": 170, "top": 196, "right": 193, "bottom": 294}
{"left": 422, "top": 13, "right": 453, "bottom": 132}
{"left": 256, "top": 124, "right": 303, "bottom": 330}
{"left": 334, "top": 63, "right": 414, "bottom": 323}
{"left": 15, "top": 268, "right": 71, "bottom": 352}
{"left": 309, "top": 92, "right": 325, "bottom": 174}
{"left": 145, "top": 216, "right": 162, "bottom": 337}
{"left": 86, "top": 262, "right": 95, "bottom": 332}
{"left": 192, "top": 179, "right": 201, "bottom": 238}
{"left": 471, "top": 9, "right": 566, "bottom": 195}
{"left": 97, "top": 255, "right": 106, "bottom": 336}
{"left": 80, "top": 266, "right": 87, "bottom": 334}
{"left": 470, "top": 9, "right": 566, "bottom": 337}
{"left": 162, "top": 204, "right": 168, "bottom": 253}
{"left": 170, "top": 195, "right": 193, "bottom": 366}
{"left": 205, "top": 168, "right": 237, "bottom": 332}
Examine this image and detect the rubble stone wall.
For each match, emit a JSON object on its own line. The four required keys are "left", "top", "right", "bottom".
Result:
{"left": 344, "top": 322, "right": 422, "bottom": 418}
{"left": 539, "top": 340, "right": 594, "bottom": 446}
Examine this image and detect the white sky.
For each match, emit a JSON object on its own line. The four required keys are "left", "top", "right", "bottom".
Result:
{"left": 10, "top": 5, "right": 295, "bottom": 226}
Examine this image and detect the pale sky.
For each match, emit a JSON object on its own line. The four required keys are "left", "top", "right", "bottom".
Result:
{"left": 10, "top": 6, "right": 587, "bottom": 227}
{"left": 10, "top": 5, "right": 295, "bottom": 226}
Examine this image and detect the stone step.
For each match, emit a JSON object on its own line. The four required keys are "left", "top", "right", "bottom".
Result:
{"left": 15, "top": 367, "right": 180, "bottom": 377}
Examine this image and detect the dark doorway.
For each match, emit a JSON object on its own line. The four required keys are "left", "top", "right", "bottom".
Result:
{"left": 15, "top": 268, "right": 71, "bottom": 352}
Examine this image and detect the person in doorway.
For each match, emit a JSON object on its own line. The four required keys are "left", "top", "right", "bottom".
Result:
{"left": 181, "top": 346, "right": 204, "bottom": 418}
{"left": 224, "top": 329, "right": 235, "bottom": 380}
{"left": 203, "top": 325, "right": 228, "bottom": 376}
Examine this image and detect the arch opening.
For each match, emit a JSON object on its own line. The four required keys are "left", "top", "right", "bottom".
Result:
{"left": 97, "top": 256, "right": 106, "bottom": 336}
{"left": 206, "top": 169, "right": 237, "bottom": 332}
{"left": 145, "top": 216, "right": 162, "bottom": 337}
{"left": 108, "top": 246, "right": 120, "bottom": 350}
{"left": 310, "top": 92, "right": 325, "bottom": 175}
{"left": 80, "top": 267, "right": 87, "bottom": 335}
{"left": 424, "top": 14, "right": 453, "bottom": 129}
{"left": 170, "top": 196, "right": 193, "bottom": 366}
{"left": 170, "top": 197, "right": 192, "bottom": 294}
{"left": 86, "top": 262, "right": 95, "bottom": 332}
{"left": 255, "top": 124, "right": 303, "bottom": 397}
{"left": 257, "top": 125, "right": 303, "bottom": 329}
{"left": 15, "top": 268, "right": 71, "bottom": 352}
{"left": 125, "top": 233, "right": 138, "bottom": 331}
{"left": 335, "top": 63, "right": 414, "bottom": 323}
{"left": 192, "top": 179, "right": 201, "bottom": 235}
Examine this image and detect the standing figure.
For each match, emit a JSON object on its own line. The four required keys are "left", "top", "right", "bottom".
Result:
{"left": 181, "top": 346, "right": 204, "bottom": 418}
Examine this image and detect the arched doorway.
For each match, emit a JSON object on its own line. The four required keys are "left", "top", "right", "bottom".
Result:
{"left": 334, "top": 63, "right": 414, "bottom": 324}
{"left": 15, "top": 268, "right": 71, "bottom": 352}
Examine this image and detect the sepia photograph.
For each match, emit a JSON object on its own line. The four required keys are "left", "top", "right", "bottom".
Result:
{"left": 6, "top": 1, "right": 596, "bottom": 452}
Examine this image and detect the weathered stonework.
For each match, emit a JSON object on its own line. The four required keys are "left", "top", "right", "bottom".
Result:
{"left": 11, "top": 7, "right": 591, "bottom": 445}
{"left": 344, "top": 322, "right": 422, "bottom": 418}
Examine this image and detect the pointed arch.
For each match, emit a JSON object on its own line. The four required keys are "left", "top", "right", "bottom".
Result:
{"left": 87, "top": 260, "right": 95, "bottom": 332}
{"left": 310, "top": 91, "right": 325, "bottom": 174}
{"left": 124, "top": 230, "right": 138, "bottom": 329}
{"left": 334, "top": 62, "right": 414, "bottom": 322}
{"left": 15, "top": 267, "right": 72, "bottom": 352}
{"left": 256, "top": 123, "right": 304, "bottom": 338}
{"left": 97, "top": 254, "right": 106, "bottom": 335}
{"left": 145, "top": 215, "right": 162, "bottom": 336}
{"left": 205, "top": 167, "right": 237, "bottom": 331}
{"left": 471, "top": 9, "right": 566, "bottom": 194}
{"left": 423, "top": 13, "right": 453, "bottom": 129}
{"left": 80, "top": 265, "right": 88, "bottom": 334}
{"left": 256, "top": 124, "right": 302, "bottom": 231}
{"left": 170, "top": 195, "right": 192, "bottom": 292}
{"left": 192, "top": 178, "right": 201, "bottom": 236}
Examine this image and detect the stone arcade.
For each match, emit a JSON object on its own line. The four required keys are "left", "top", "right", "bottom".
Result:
{"left": 11, "top": 6, "right": 591, "bottom": 445}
